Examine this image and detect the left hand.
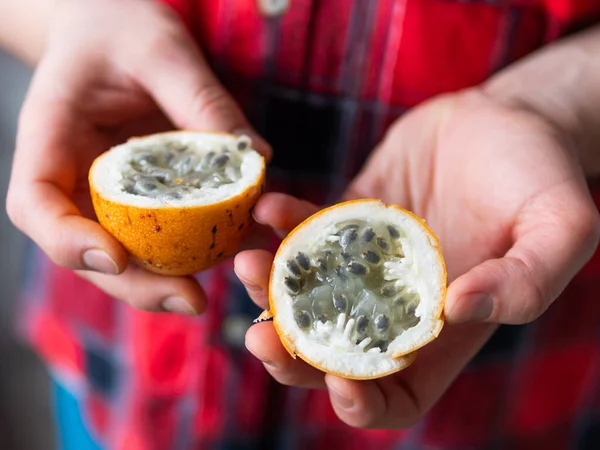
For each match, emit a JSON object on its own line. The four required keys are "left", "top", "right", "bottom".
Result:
{"left": 234, "top": 88, "right": 600, "bottom": 429}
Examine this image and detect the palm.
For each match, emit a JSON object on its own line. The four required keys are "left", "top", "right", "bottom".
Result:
{"left": 62, "top": 77, "right": 172, "bottom": 218}
{"left": 240, "top": 89, "right": 596, "bottom": 429}
{"left": 353, "top": 91, "right": 579, "bottom": 282}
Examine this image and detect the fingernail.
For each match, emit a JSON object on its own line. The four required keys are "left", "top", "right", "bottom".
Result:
{"left": 82, "top": 249, "right": 119, "bottom": 274}
{"left": 161, "top": 296, "right": 197, "bottom": 316}
{"left": 326, "top": 381, "right": 354, "bottom": 410}
{"left": 233, "top": 128, "right": 271, "bottom": 160}
{"left": 460, "top": 293, "right": 493, "bottom": 322}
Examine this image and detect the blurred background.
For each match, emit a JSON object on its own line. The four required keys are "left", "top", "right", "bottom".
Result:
{"left": 0, "top": 50, "right": 55, "bottom": 449}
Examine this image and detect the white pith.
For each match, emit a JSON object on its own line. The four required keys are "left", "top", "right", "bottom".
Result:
{"left": 271, "top": 201, "right": 445, "bottom": 378}
{"left": 90, "top": 132, "right": 264, "bottom": 208}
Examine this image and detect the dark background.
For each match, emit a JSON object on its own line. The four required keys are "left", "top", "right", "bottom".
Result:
{"left": 0, "top": 50, "right": 55, "bottom": 449}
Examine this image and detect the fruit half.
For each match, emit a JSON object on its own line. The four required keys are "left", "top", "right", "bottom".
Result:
{"left": 89, "top": 131, "right": 265, "bottom": 275}
{"left": 267, "top": 199, "right": 446, "bottom": 380}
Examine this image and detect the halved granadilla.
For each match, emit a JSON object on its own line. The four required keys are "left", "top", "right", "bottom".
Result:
{"left": 89, "top": 131, "right": 265, "bottom": 275}
{"left": 265, "top": 199, "right": 446, "bottom": 380}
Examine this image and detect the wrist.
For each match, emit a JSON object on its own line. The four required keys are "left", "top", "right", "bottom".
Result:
{"left": 480, "top": 26, "right": 600, "bottom": 178}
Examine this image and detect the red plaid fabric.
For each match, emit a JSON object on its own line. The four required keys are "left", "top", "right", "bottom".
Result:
{"left": 17, "top": 1, "right": 600, "bottom": 449}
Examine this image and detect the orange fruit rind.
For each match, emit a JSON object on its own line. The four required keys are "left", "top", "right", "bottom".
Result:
{"left": 89, "top": 131, "right": 265, "bottom": 276}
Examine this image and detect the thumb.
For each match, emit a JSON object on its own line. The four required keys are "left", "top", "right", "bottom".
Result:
{"left": 127, "top": 24, "right": 271, "bottom": 160}
{"left": 446, "top": 206, "right": 600, "bottom": 325}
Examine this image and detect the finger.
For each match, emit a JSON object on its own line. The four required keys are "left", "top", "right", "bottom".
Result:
{"left": 325, "top": 322, "right": 496, "bottom": 429}
{"left": 246, "top": 322, "right": 325, "bottom": 389}
{"left": 76, "top": 263, "right": 205, "bottom": 315}
{"left": 127, "top": 19, "right": 271, "bottom": 160}
{"left": 234, "top": 250, "right": 273, "bottom": 310}
{"left": 446, "top": 191, "right": 600, "bottom": 324}
{"left": 7, "top": 88, "right": 129, "bottom": 274}
{"left": 324, "top": 376, "right": 386, "bottom": 429}
{"left": 6, "top": 184, "right": 128, "bottom": 273}
{"left": 253, "top": 192, "right": 320, "bottom": 234}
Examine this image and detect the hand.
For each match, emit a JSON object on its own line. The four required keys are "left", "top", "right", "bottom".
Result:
{"left": 234, "top": 88, "right": 600, "bottom": 428}
{"left": 6, "top": 0, "right": 270, "bottom": 315}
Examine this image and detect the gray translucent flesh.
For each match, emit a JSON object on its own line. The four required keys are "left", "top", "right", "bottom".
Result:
{"left": 287, "top": 221, "right": 421, "bottom": 353}
{"left": 120, "top": 139, "right": 246, "bottom": 200}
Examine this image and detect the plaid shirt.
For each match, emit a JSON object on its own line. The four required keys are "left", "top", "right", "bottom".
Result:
{"left": 17, "top": 1, "right": 600, "bottom": 449}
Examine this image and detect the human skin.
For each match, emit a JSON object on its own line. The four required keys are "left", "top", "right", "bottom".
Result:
{"left": 2, "top": 0, "right": 600, "bottom": 430}
{"left": 1, "top": 0, "right": 271, "bottom": 315}
{"left": 235, "top": 27, "right": 600, "bottom": 428}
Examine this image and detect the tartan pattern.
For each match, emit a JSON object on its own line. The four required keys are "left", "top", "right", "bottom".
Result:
{"left": 16, "top": 1, "right": 600, "bottom": 448}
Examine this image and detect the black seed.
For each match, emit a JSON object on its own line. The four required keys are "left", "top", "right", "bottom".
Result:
{"left": 333, "top": 294, "right": 348, "bottom": 313}
{"left": 284, "top": 277, "right": 300, "bottom": 294}
{"left": 163, "top": 152, "right": 175, "bottom": 165}
{"left": 373, "top": 340, "right": 389, "bottom": 352}
{"left": 362, "top": 250, "right": 380, "bottom": 264}
{"left": 237, "top": 140, "right": 249, "bottom": 151}
{"left": 341, "top": 251, "right": 351, "bottom": 261}
{"left": 294, "top": 310, "right": 311, "bottom": 329}
{"left": 406, "top": 302, "right": 417, "bottom": 316}
{"left": 315, "top": 257, "right": 328, "bottom": 271}
{"left": 348, "top": 261, "right": 367, "bottom": 275}
{"left": 176, "top": 155, "right": 195, "bottom": 174}
{"left": 356, "top": 315, "right": 369, "bottom": 334}
{"left": 362, "top": 228, "right": 375, "bottom": 242}
{"left": 150, "top": 168, "right": 173, "bottom": 183}
{"left": 164, "top": 192, "right": 182, "bottom": 201}
{"left": 382, "top": 285, "right": 397, "bottom": 297}
{"left": 296, "top": 252, "right": 311, "bottom": 271}
{"left": 387, "top": 225, "right": 400, "bottom": 240}
{"left": 134, "top": 179, "right": 159, "bottom": 195}
{"left": 374, "top": 314, "right": 390, "bottom": 332}
{"left": 212, "top": 154, "right": 229, "bottom": 168}
{"left": 286, "top": 260, "right": 301, "bottom": 277}
{"left": 376, "top": 237, "right": 390, "bottom": 251}
{"left": 340, "top": 228, "right": 358, "bottom": 247}
{"left": 135, "top": 154, "right": 157, "bottom": 165}
{"left": 334, "top": 265, "right": 347, "bottom": 280}
{"left": 202, "top": 151, "right": 216, "bottom": 166}
{"left": 316, "top": 314, "right": 328, "bottom": 324}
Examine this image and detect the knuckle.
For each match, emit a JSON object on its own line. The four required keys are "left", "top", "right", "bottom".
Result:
{"left": 523, "top": 295, "right": 549, "bottom": 323}
{"left": 46, "top": 232, "right": 79, "bottom": 269}
{"left": 521, "top": 280, "right": 549, "bottom": 323}
{"left": 506, "top": 257, "right": 549, "bottom": 324}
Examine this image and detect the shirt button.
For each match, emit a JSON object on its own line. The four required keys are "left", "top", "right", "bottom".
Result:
{"left": 222, "top": 314, "right": 254, "bottom": 347}
{"left": 257, "top": 0, "right": 289, "bottom": 18}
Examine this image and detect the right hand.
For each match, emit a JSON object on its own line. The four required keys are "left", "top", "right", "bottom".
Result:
{"left": 6, "top": 0, "right": 271, "bottom": 315}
